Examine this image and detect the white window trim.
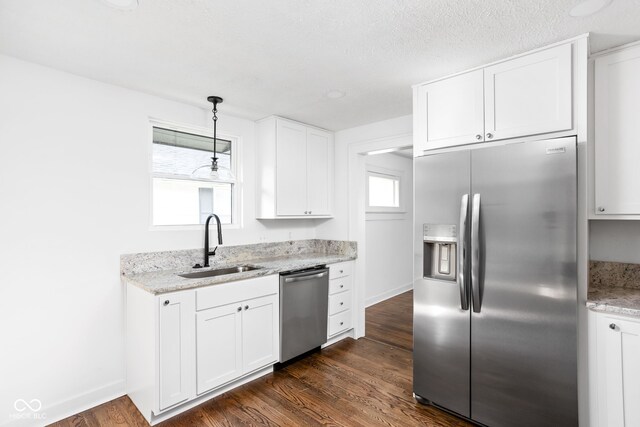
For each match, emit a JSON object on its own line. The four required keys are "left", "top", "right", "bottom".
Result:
{"left": 147, "top": 117, "right": 243, "bottom": 230}
{"left": 365, "top": 164, "right": 406, "bottom": 213}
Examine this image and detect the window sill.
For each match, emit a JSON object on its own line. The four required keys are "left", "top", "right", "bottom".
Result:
{"left": 148, "top": 223, "right": 241, "bottom": 232}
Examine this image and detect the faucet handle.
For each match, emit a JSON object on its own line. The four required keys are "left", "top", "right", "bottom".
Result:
{"left": 212, "top": 246, "right": 218, "bottom": 256}
{"left": 193, "top": 263, "right": 203, "bottom": 269}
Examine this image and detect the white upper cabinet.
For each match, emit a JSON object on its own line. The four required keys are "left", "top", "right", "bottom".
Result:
{"left": 257, "top": 116, "right": 334, "bottom": 218}
{"left": 414, "top": 69, "right": 484, "bottom": 152}
{"left": 413, "top": 40, "right": 577, "bottom": 154}
{"left": 275, "top": 120, "right": 308, "bottom": 216}
{"left": 594, "top": 43, "right": 640, "bottom": 216}
{"left": 484, "top": 43, "right": 572, "bottom": 141}
{"left": 305, "top": 128, "right": 332, "bottom": 215}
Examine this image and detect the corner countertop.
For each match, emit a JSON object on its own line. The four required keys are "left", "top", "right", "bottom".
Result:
{"left": 123, "top": 252, "right": 355, "bottom": 295}
{"left": 587, "top": 287, "right": 640, "bottom": 318}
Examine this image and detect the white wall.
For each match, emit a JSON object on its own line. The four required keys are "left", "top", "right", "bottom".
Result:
{"left": 364, "top": 153, "right": 413, "bottom": 306}
{"left": 0, "top": 54, "right": 317, "bottom": 425}
{"left": 316, "top": 114, "right": 412, "bottom": 241}
{"left": 590, "top": 220, "right": 640, "bottom": 263}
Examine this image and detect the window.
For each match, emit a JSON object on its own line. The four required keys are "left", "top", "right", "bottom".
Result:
{"left": 366, "top": 166, "right": 404, "bottom": 213}
{"left": 151, "top": 124, "right": 237, "bottom": 226}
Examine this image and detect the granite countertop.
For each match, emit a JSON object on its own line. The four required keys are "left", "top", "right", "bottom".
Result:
{"left": 587, "top": 287, "right": 640, "bottom": 318}
{"left": 123, "top": 252, "right": 355, "bottom": 295}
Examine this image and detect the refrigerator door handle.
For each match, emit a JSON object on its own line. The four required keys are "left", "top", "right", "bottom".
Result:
{"left": 471, "top": 193, "right": 481, "bottom": 313}
{"left": 458, "top": 194, "right": 469, "bottom": 310}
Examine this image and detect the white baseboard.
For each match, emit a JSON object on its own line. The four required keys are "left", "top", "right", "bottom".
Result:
{"left": 0, "top": 380, "right": 125, "bottom": 427}
{"left": 365, "top": 282, "right": 413, "bottom": 308}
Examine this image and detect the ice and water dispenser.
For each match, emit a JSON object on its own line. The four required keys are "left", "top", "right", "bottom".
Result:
{"left": 423, "top": 224, "right": 457, "bottom": 281}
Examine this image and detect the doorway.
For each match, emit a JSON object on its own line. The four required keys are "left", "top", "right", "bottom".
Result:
{"left": 346, "top": 135, "right": 413, "bottom": 340}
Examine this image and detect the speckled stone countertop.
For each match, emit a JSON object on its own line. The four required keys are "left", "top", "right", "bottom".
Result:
{"left": 587, "top": 260, "right": 640, "bottom": 317}
{"left": 587, "top": 287, "right": 640, "bottom": 317}
{"left": 121, "top": 240, "right": 356, "bottom": 295}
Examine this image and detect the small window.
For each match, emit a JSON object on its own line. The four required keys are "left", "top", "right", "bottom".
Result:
{"left": 366, "top": 166, "right": 404, "bottom": 213}
{"left": 151, "top": 125, "right": 237, "bottom": 226}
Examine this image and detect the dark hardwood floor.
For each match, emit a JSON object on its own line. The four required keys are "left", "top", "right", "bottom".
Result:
{"left": 51, "top": 290, "right": 470, "bottom": 427}
{"left": 365, "top": 290, "right": 414, "bottom": 351}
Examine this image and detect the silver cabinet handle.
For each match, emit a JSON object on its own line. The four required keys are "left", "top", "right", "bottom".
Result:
{"left": 475, "top": 134, "right": 482, "bottom": 140}
{"left": 486, "top": 133, "right": 493, "bottom": 139}
{"left": 244, "top": 305, "right": 249, "bottom": 310}
{"left": 610, "top": 323, "right": 616, "bottom": 330}
{"left": 163, "top": 300, "right": 170, "bottom": 306}
{"left": 458, "top": 194, "right": 469, "bottom": 310}
{"left": 284, "top": 272, "right": 328, "bottom": 283}
{"left": 471, "top": 194, "right": 481, "bottom": 313}
{"left": 598, "top": 207, "right": 605, "bottom": 212}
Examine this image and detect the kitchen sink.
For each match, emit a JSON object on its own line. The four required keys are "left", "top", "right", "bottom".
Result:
{"left": 178, "top": 265, "right": 262, "bottom": 279}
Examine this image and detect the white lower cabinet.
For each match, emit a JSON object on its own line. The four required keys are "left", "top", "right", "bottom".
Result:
{"left": 196, "top": 303, "right": 243, "bottom": 394}
{"left": 327, "top": 261, "right": 354, "bottom": 338}
{"left": 158, "top": 292, "right": 196, "bottom": 410}
{"left": 594, "top": 312, "right": 640, "bottom": 426}
{"left": 126, "top": 274, "right": 279, "bottom": 425}
{"left": 196, "top": 293, "right": 278, "bottom": 395}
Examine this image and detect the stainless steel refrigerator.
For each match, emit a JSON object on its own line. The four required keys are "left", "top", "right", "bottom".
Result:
{"left": 413, "top": 136, "right": 578, "bottom": 427}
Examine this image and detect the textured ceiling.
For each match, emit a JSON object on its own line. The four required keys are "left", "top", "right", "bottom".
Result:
{"left": 1, "top": 0, "right": 640, "bottom": 130}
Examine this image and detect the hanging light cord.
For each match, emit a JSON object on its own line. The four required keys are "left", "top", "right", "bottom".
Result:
{"left": 211, "top": 100, "right": 219, "bottom": 171}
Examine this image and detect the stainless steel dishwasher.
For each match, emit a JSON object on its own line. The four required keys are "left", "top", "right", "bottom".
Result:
{"left": 279, "top": 265, "right": 329, "bottom": 363}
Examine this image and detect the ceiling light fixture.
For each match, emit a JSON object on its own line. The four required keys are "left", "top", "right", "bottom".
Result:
{"left": 326, "top": 90, "right": 346, "bottom": 99}
{"left": 191, "top": 96, "right": 236, "bottom": 182}
{"left": 101, "top": 0, "right": 139, "bottom": 10}
{"left": 569, "top": 0, "right": 612, "bottom": 17}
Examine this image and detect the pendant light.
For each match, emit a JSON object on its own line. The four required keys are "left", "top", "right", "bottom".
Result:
{"left": 191, "top": 96, "right": 236, "bottom": 181}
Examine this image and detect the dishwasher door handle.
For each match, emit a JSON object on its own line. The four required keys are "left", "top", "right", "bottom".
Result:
{"left": 284, "top": 272, "right": 328, "bottom": 283}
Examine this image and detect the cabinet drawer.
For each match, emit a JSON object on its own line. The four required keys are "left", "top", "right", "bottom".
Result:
{"left": 196, "top": 275, "right": 278, "bottom": 311}
{"left": 329, "top": 310, "right": 351, "bottom": 337}
{"left": 329, "top": 261, "right": 352, "bottom": 279}
{"left": 329, "top": 276, "right": 351, "bottom": 295}
{"left": 329, "top": 291, "right": 351, "bottom": 316}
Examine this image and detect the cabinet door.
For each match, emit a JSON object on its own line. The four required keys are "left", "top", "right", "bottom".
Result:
{"left": 414, "top": 69, "right": 484, "bottom": 152}
{"left": 595, "top": 44, "right": 640, "bottom": 215}
{"left": 276, "top": 120, "right": 308, "bottom": 215}
{"left": 196, "top": 303, "right": 243, "bottom": 394}
{"left": 158, "top": 293, "right": 195, "bottom": 410}
{"left": 484, "top": 43, "right": 572, "bottom": 141}
{"left": 597, "top": 315, "right": 640, "bottom": 427}
{"left": 306, "top": 128, "right": 332, "bottom": 215}
{"left": 242, "top": 294, "right": 278, "bottom": 373}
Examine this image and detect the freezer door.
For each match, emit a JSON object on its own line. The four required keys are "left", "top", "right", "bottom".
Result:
{"left": 413, "top": 151, "right": 471, "bottom": 418}
{"left": 470, "top": 137, "right": 578, "bottom": 427}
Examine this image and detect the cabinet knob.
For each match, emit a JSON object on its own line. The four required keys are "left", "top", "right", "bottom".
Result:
{"left": 340, "top": 321, "right": 344, "bottom": 326}
{"left": 340, "top": 285, "right": 344, "bottom": 288}
{"left": 304, "top": 211, "right": 308, "bottom": 214}
{"left": 163, "top": 300, "right": 170, "bottom": 306}
{"left": 486, "top": 133, "right": 493, "bottom": 139}
{"left": 610, "top": 323, "right": 616, "bottom": 330}
{"left": 309, "top": 211, "right": 312, "bottom": 214}
{"left": 475, "top": 134, "right": 482, "bottom": 140}
{"left": 237, "top": 306, "right": 242, "bottom": 312}
{"left": 598, "top": 207, "right": 605, "bottom": 212}
{"left": 339, "top": 270, "right": 344, "bottom": 273}
{"left": 244, "top": 305, "right": 249, "bottom": 310}
{"left": 340, "top": 302, "right": 344, "bottom": 306}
